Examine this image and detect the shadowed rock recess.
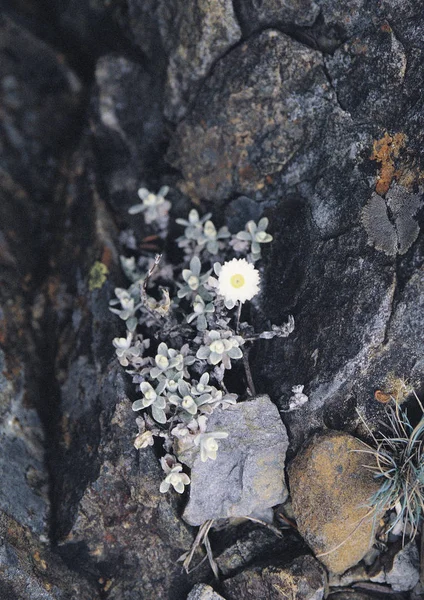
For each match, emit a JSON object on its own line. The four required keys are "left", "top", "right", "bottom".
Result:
{"left": 1, "top": 1, "right": 424, "bottom": 599}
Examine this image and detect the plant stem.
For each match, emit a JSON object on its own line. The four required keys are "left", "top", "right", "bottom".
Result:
{"left": 235, "top": 301, "right": 242, "bottom": 334}
{"left": 243, "top": 347, "right": 256, "bottom": 397}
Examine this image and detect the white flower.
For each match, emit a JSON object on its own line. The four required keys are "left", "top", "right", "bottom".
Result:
{"left": 134, "top": 430, "right": 155, "bottom": 449}
{"left": 159, "top": 454, "right": 190, "bottom": 493}
{"left": 195, "top": 431, "right": 229, "bottom": 462}
{"left": 217, "top": 258, "right": 260, "bottom": 308}
{"left": 159, "top": 464, "right": 191, "bottom": 493}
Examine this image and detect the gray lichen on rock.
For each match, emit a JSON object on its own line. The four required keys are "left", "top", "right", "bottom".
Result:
{"left": 361, "top": 183, "right": 422, "bottom": 255}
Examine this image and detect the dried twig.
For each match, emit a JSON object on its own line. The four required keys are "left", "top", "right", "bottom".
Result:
{"left": 182, "top": 520, "right": 218, "bottom": 577}
{"left": 245, "top": 515, "right": 284, "bottom": 537}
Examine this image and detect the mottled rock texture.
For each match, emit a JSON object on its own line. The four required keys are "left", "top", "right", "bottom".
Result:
{"left": 221, "top": 554, "right": 326, "bottom": 600}
{"left": 289, "top": 431, "right": 381, "bottom": 574}
{"left": 0, "top": 512, "right": 99, "bottom": 600}
{"left": 168, "top": 30, "right": 335, "bottom": 202}
{"left": 187, "top": 583, "right": 226, "bottom": 600}
{"left": 91, "top": 53, "right": 166, "bottom": 213}
{"left": 371, "top": 541, "right": 420, "bottom": 592}
{"left": 215, "top": 522, "right": 305, "bottom": 578}
{"left": 182, "top": 395, "right": 289, "bottom": 526}
{"left": 1, "top": 0, "right": 424, "bottom": 597}
{"left": 128, "top": 0, "right": 241, "bottom": 121}
{"left": 0, "top": 13, "right": 82, "bottom": 202}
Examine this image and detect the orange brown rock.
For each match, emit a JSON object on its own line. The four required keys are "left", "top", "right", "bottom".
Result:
{"left": 289, "top": 431, "right": 381, "bottom": 574}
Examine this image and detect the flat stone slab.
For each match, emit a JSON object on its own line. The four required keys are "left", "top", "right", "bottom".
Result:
{"left": 182, "top": 395, "right": 289, "bottom": 526}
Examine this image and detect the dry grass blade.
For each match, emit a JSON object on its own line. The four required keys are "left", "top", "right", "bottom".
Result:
{"left": 357, "top": 397, "right": 424, "bottom": 544}
{"left": 182, "top": 520, "right": 218, "bottom": 577}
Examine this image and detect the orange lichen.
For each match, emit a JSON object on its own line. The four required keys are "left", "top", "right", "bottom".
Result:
{"left": 370, "top": 132, "right": 407, "bottom": 195}
{"left": 101, "top": 246, "right": 113, "bottom": 269}
{"left": 0, "top": 317, "right": 7, "bottom": 345}
{"left": 374, "top": 390, "right": 391, "bottom": 404}
{"left": 33, "top": 550, "right": 47, "bottom": 571}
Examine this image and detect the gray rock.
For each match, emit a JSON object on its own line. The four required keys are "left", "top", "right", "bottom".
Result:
{"left": 0, "top": 13, "right": 82, "bottom": 202}
{"left": 187, "top": 583, "right": 226, "bottom": 600}
{"left": 371, "top": 541, "right": 420, "bottom": 592}
{"left": 42, "top": 142, "right": 196, "bottom": 600}
{"left": 235, "top": 0, "right": 381, "bottom": 51}
{"left": 328, "top": 593, "right": 388, "bottom": 600}
{"left": 235, "top": 0, "right": 320, "bottom": 35}
{"left": 167, "top": 30, "right": 335, "bottom": 203}
{"left": 91, "top": 54, "right": 166, "bottom": 212}
{"left": 128, "top": 0, "right": 241, "bottom": 121}
{"left": 222, "top": 555, "right": 326, "bottom": 600}
{"left": 0, "top": 349, "right": 48, "bottom": 534}
{"left": 325, "top": 26, "right": 407, "bottom": 124}
{"left": 0, "top": 512, "right": 99, "bottom": 600}
{"left": 3, "top": 0, "right": 424, "bottom": 597}
{"left": 162, "top": 0, "right": 241, "bottom": 121}
{"left": 215, "top": 523, "right": 303, "bottom": 578}
{"left": 182, "top": 395, "right": 289, "bottom": 526}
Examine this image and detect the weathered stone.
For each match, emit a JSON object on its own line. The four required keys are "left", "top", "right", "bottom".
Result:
{"left": 328, "top": 593, "right": 387, "bottom": 600}
{"left": 61, "top": 377, "right": 194, "bottom": 599}
{"left": 91, "top": 54, "right": 166, "bottom": 212}
{"left": 167, "top": 30, "right": 335, "bottom": 203}
{"left": 164, "top": 0, "right": 241, "bottom": 121}
{"left": 3, "top": 0, "right": 424, "bottom": 597}
{"left": 182, "top": 395, "right": 289, "bottom": 526}
{"left": 325, "top": 25, "right": 407, "bottom": 124}
{"left": 370, "top": 541, "right": 420, "bottom": 592}
{"left": 256, "top": 218, "right": 398, "bottom": 451}
{"left": 215, "top": 522, "right": 305, "bottom": 578}
{"left": 0, "top": 13, "right": 82, "bottom": 202}
{"left": 289, "top": 431, "right": 381, "bottom": 574}
{"left": 43, "top": 143, "right": 196, "bottom": 599}
{"left": 128, "top": 0, "right": 241, "bottom": 121}
{"left": 0, "top": 512, "right": 99, "bottom": 600}
{"left": 0, "top": 82, "right": 51, "bottom": 543}
{"left": 221, "top": 555, "right": 326, "bottom": 600}
{"left": 55, "top": 0, "right": 130, "bottom": 60}
{"left": 0, "top": 348, "right": 48, "bottom": 535}
{"left": 187, "top": 583, "right": 226, "bottom": 600}
{"left": 235, "top": 0, "right": 320, "bottom": 31}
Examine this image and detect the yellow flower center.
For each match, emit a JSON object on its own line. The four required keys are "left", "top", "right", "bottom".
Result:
{"left": 230, "top": 273, "right": 245, "bottom": 288}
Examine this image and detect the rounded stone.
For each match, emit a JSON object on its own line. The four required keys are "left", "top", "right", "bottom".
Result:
{"left": 288, "top": 430, "right": 381, "bottom": 574}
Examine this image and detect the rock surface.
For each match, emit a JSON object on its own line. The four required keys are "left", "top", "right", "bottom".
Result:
{"left": 0, "top": 512, "right": 99, "bottom": 600}
{"left": 2, "top": 0, "right": 424, "bottom": 598}
{"left": 371, "top": 541, "right": 420, "bottom": 592}
{"left": 328, "top": 593, "right": 389, "bottom": 600}
{"left": 91, "top": 53, "right": 166, "bottom": 213}
{"left": 289, "top": 431, "right": 381, "bottom": 574}
{"left": 128, "top": 0, "right": 241, "bottom": 121}
{"left": 187, "top": 583, "right": 226, "bottom": 600}
{"left": 215, "top": 523, "right": 305, "bottom": 578}
{"left": 182, "top": 395, "right": 289, "bottom": 526}
{"left": 0, "top": 348, "right": 47, "bottom": 534}
{"left": 221, "top": 555, "right": 326, "bottom": 600}
{"left": 167, "top": 29, "right": 336, "bottom": 203}
{"left": 0, "top": 13, "right": 82, "bottom": 202}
